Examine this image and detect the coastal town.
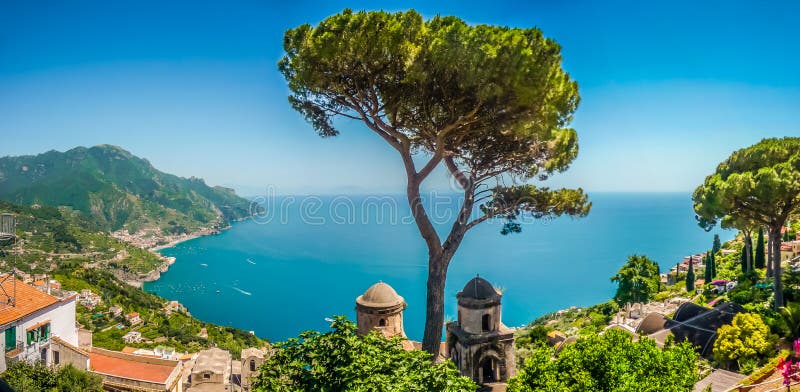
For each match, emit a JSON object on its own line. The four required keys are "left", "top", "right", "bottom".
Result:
{"left": 3, "top": 222, "right": 800, "bottom": 391}
{"left": 2, "top": 2, "right": 800, "bottom": 392}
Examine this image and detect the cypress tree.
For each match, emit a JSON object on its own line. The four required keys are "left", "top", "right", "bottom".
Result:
{"left": 704, "top": 254, "right": 712, "bottom": 282}
{"left": 686, "top": 258, "right": 695, "bottom": 292}
{"left": 713, "top": 234, "right": 722, "bottom": 255}
{"left": 755, "top": 227, "right": 766, "bottom": 269}
{"left": 741, "top": 245, "right": 749, "bottom": 273}
{"left": 710, "top": 252, "right": 717, "bottom": 279}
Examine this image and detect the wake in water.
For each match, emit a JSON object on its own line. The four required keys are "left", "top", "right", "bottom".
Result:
{"left": 232, "top": 287, "right": 252, "bottom": 296}
{"left": 246, "top": 258, "right": 256, "bottom": 265}
{"left": 200, "top": 263, "right": 208, "bottom": 267}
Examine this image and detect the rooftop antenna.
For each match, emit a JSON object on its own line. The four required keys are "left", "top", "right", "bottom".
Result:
{"left": 0, "top": 213, "right": 16, "bottom": 309}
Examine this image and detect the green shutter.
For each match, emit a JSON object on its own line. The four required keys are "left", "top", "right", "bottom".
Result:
{"left": 26, "top": 330, "right": 32, "bottom": 345}
{"left": 4, "top": 327, "right": 15, "bottom": 350}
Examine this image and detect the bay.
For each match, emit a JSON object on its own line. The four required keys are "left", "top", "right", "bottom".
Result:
{"left": 144, "top": 192, "right": 732, "bottom": 342}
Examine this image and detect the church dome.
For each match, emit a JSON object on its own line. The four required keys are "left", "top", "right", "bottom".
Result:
{"left": 356, "top": 282, "right": 405, "bottom": 308}
{"left": 458, "top": 276, "right": 500, "bottom": 302}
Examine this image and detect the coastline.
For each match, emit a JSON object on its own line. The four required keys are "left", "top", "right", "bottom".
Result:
{"left": 121, "top": 222, "right": 237, "bottom": 287}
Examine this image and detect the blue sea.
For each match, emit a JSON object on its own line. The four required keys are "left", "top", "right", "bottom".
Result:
{"left": 144, "top": 192, "right": 732, "bottom": 342}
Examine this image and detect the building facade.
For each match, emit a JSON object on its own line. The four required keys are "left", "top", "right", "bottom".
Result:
{"left": 0, "top": 275, "right": 81, "bottom": 373}
{"left": 241, "top": 347, "right": 270, "bottom": 391}
{"left": 187, "top": 347, "right": 232, "bottom": 391}
{"left": 445, "top": 276, "right": 516, "bottom": 386}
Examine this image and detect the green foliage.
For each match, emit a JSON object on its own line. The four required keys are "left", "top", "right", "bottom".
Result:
{"left": 526, "top": 301, "right": 619, "bottom": 339}
{"left": 507, "top": 329, "right": 698, "bottom": 392}
{"left": 251, "top": 316, "right": 476, "bottom": 391}
{"left": 0, "top": 200, "right": 163, "bottom": 274}
{"left": 755, "top": 228, "right": 765, "bottom": 269}
{"left": 779, "top": 302, "right": 800, "bottom": 341}
{"left": 686, "top": 258, "right": 695, "bottom": 292}
{"left": 741, "top": 244, "right": 750, "bottom": 274}
{"left": 0, "top": 145, "right": 253, "bottom": 232}
{"left": 515, "top": 325, "right": 552, "bottom": 348}
{"left": 741, "top": 350, "right": 790, "bottom": 385}
{"left": 713, "top": 234, "right": 722, "bottom": 255}
{"left": 611, "top": 255, "right": 660, "bottom": 305}
{"left": 693, "top": 137, "right": 800, "bottom": 308}
{"left": 53, "top": 265, "right": 265, "bottom": 358}
{"left": 280, "top": 8, "right": 590, "bottom": 353}
{"left": 2, "top": 362, "right": 103, "bottom": 392}
{"left": 713, "top": 313, "right": 775, "bottom": 368}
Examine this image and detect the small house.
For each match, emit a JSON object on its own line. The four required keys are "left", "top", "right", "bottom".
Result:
{"left": 126, "top": 312, "right": 142, "bottom": 325}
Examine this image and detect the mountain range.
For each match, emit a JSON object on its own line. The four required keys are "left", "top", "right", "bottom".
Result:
{"left": 0, "top": 145, "right": 254, "bottom": 233}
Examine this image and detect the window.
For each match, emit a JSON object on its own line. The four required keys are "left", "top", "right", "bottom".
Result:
{"left": 54, "top": 350, "right": 60, "bottom": 365}
{"left": 27, "top": 330, "right": 37, "bottom": 345}
{"left": 203, "top": 373, "right": 211, "bottom": 379}
{"left": 250, "top": 359, "right": 256, "bottom": 372}
{"left": 378, "top": 319, "right": 386, "bottom": 327}
{"left": 482, "top": 314, "right": 491, "bottom": 332}
{"left": 4, "top": 327, "right": 16, "bottom": 351}
{"left": 39, "top": 324, "right": 50, "bottom": 341}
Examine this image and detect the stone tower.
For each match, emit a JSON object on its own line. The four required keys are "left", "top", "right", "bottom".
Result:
{"left": 241, "top": 347, "right": 270, "bottom": 391}
{"left": 355, "top": 282, "right": 407, "bottom": 338}
{"left": 446, "top": 276, "right": 516, "bottom": 385}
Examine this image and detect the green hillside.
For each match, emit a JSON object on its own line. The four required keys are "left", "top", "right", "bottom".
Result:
{"left": 0, "top": 201, "right": 266, "bottom": 355}
{"left": 0, "top": 145, "right": 254, "bottom": 233}
{"left": 0, "top": 201, "right": 162, "bottom": 275}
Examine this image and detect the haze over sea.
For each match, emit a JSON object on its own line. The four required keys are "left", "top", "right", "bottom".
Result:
{"left": 144, "top": 192, "right": 732, "bottom": 342}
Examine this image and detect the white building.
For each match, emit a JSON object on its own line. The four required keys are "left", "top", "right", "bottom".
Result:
{"left": 122, "top": 331, "right": 142, "bottom": 344}
{"left": 0, "top": 274, "right": 81, "bottom": 372}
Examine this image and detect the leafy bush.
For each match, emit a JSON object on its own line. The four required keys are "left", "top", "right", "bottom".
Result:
{"left": 2, "top": 362, "right": 103, "bottom": 392}
{"left": 508, "top": 329, "right": 698, "bottom": 392}
{"left": 252, "top": 316, "right": 476, "bottom": 391}
{"left": 713, "top": 313, "right": 776, "bottom": 371}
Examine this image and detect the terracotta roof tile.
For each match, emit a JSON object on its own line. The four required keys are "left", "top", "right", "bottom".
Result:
{"left": 89, "top": 351, "right": 177, "bottom": 384}
{"left": 0, "top": 276, "right": 59, "bottom": 325}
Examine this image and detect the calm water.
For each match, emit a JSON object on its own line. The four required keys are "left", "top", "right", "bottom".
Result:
{"left": 144, "top": 192, "right": 731, "bottom": 342}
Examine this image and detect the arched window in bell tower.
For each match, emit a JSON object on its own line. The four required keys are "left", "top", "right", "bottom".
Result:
{"left": 482, "top": 314, "right": 491, "bottom": 332}
{"left": 379, "top": 318, "right": 386, "bottom": 327}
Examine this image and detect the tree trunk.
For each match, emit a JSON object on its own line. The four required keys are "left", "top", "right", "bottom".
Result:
{"left": 770, "top": 226, "right": 784, "bottom": 309}
{"left": 421, "top": 252, "right": 451, "bottom": 357}
{"left": 767, "top": 235, "right": 774, "bottom": 278}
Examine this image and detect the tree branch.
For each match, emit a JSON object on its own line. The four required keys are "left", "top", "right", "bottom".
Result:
{"left": 444, "top": 157, "right": 469, "bottom": 189}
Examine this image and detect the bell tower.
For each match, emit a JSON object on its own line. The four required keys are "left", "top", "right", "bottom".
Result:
{"left": 446, "top": 276, "right": 516, "bottom": 385}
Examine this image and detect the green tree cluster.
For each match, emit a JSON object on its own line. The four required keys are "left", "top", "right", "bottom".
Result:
{"left": 251, "top": 316, "right": 476, "bottom": 391}
{"left": 611, "top": 255, "right": 660, "bottom": 305}
{"left": 1, "top": 362, "right": 103, "bottom": 392}
{"left": 508, "top": 329, "right": 698, "bottom": 392}
{"left": 280, "top": 9, "right": 591, "bottom": 354}
{"left": 713, "top": 313, "right": 775, "bottom": 371}
{"left": 693, "top": 137, "right": 800, "bottom": 308}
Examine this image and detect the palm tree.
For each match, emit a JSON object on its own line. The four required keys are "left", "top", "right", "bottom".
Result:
{"left": 779, "top": 302, "right": 800, "bottom": 341}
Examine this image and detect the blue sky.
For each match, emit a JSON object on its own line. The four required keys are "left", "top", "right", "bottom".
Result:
{"left": 1, "top": 1, "right": 798, "bottom": 194}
